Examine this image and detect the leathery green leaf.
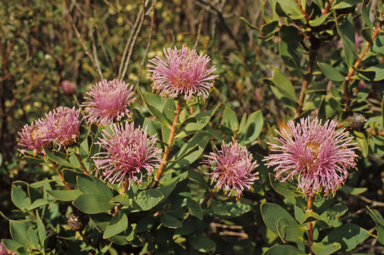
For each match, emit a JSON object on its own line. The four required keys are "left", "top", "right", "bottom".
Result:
{"left": 103, "top": 211, "right": 128, "bottom": 239}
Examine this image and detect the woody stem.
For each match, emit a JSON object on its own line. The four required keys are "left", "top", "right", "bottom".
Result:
{"left": 152, "top": 100, "right": 183, "bottom": 189}
{"left": 307, "top": 195, "right": 314, "bottom": 255}
{"left": 75, "top": 153, "right": 89, "bottom": 175}
{"left": 201, "top": 190, "right": 216, "bottom": 207}
{"left": 50, "top": 160, "right": 71, "bottom": 190}
{"left": 112, "top": 175, "right": 129, "bottom": 217}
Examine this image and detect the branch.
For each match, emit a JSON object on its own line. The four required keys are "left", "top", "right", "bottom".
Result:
{"left": 75, "top": 153, "right": 89, "bottom": 175}
{"left": 50, "top": 160, "right": 72, "bottom": 190}
{"left": 295, "top": 0, "right": 310, "bottom": 22}
{"left": 344, "top": 22, "right": 382, "bottom": 110}
{"left": 321, "top": 0, "right": 335, "bottom": 16}
{"left": 194, "top": 0, "right": 241, "bottom": 49}
{"left": 152, "top": 101, "right": 183, "bottom": 188}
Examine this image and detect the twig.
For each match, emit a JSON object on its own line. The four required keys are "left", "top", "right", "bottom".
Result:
{"left": 201, "top": 190, "right": 216, "bottom": 207}
{"left": 194, "top": 0, "right": 241, "bottom": 49}
{"left": 95, "top": 25, "right": 114, "bottom": 75}
{"left": 135, "top": 0, "right": 156, "bottom": 91}
{"left": 120, "top": 1, "right": 146, "bottom": 80}
{"left": 295, "top": 0, "right": 310, "bottom": 22}
{"left": 112, "top": 176, "right": 129, "bottom": 217}
{"left": 102, "top": 0, "right": 133, "bottom": 26}
{"left": 343, "top": 22, "right": 383, "bottom": 111}
{"left": 152, "top": 101, "right": 183, "bottom": 188}
{"left": 321, "top": 0, "right": 335, "bottom": 16}
{"left": 63, "top": 0, "right": 103, "bottom": 79}
{"left": 295, "top": 38, "right": 319, "bottom": 118}
{"left": 307, "top": 195, "right": 314, "bottom": 255}
{"left": 194, "top": 7, "right": 208, "bottom": 48}
{"left": 75, "top": 153, "right": 89, "bottom": 175}
{"left": 88, "top": 9, "right": 103, "bottom": 80}
{"left": 50, "top": 160, "right": 72, "bottom": 190}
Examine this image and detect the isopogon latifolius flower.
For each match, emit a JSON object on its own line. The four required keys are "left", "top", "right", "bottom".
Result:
{"left": 17, "top": 118, "right": 54, "bottom": 155}
{"left": 81, "top": 79, "right": 135, "bottom": 125}
{"left": 147, "top": 45, "right": 218, "bottom": 100}
{"left": 203, "top": 141, "right": 259, "bottom": 196}
{"left": 44, "top": 106, "right": 82, "bottom": 148}
{"left": 264, "top": 117, "right": 358, "bottom": 197}
{"left": 92, "top": 122, "right": 162, "bottom": 188}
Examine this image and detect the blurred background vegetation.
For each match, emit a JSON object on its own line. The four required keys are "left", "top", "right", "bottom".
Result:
{"left": 1, "top": 0, "right": 384, "bottom": 254}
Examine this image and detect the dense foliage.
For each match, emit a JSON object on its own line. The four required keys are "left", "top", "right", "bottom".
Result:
{"left": 1, "top": 0, "right": 384, "bottom": 254}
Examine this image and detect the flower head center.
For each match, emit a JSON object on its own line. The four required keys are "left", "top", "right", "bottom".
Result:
{"left": 305, "top": 142, "right": 320, "bottom": 160}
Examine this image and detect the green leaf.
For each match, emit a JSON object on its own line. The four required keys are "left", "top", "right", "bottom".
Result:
{"left": 10, "top": 220, "right": 30, "bottom": 247}
{"left": 332, "top": 0, "right": 361, "bottom": 9}
{"left": 300, "top": 210, "right": 322, "bottom": 224}
{"left": 11, "top": 182, "right": 31, "bottom": 211}
{"left": 277, "top": 218, "right": 306, "bottom": 243}
{"left": 29, "top": 199, "right": 49, "bottom": 210}
{"left": 356, "top": 134, "right": 368, "bottom": 157}
{"left": 176, "top": 104, "right": 220, "bottom": 138}
{"left": 365, "top": 64, "right": 384, "bottom": 81}
{"left": 167, "top": 132, "right": 212, "bottom": 170}
{"left": 186, "top": 233, "right": 216, "bottom": 253}
{"left": 311, "top": 241, "right": 342, "bottom": 255}
{"left": 239, "top": 17, "right": 260, "bottom": 30}
{"left": 309, "top": 13, "right": 332, "bottom": 27}
{"left": 279, "top": 25, "right": 303, "bottom": 43}
{"left": 44, "top": 148, "right": 78, "bottom": 168}
{"left": 261, "top": 20, "right": 279, "bottom": 34}
{"left": 264, "top": 65, "right": 297, "bottom": 102}
{"left": 89, "top": 213, "right": 111, "bottom": 232}
{"left": 366, "top": 206, "right": 384, "bottom": 245}
{"left": 279, "top": 40, "right": 304, "bottom": 78}
{"left": 317, "top": 62, "right": 345, "bottom": 82}
{"left": 36, "top": 212, "right": 46, "bottom": 247}
{"left": 261, "top": 203, "right": 299, "bottom": 234}
{"left": 110, "top": 193, "right": 130, "bottom": 206}
{"left": 336, "top": 14, "right": 356, "bottom": 68}
{"left": 140, "top": 91, "right": 171, "bottom": 129}
{"left": 160, "top": 213, "right": 183, "bottom": 228}
{"left": 133, "top": 190, "right": 163, "bottom": 211}
{"left": 28, "top": 228, "right": 39, "bottom": 248}
{"left": 241, "top": 110, "right": 264, "bottom": 146}
{"left": 2, "top": 239, "right": 22, "bottom": 252}
{"left": 271, "top": 0, "right": 303, "bottom": 20}
{"left": 319, "top": 205, "right": 348, "bottom": 227}
{"left": 222, "top": 107, "right": 239, "bottom": 131}
{"left": 163, "top": 98, "right": 176, "bottom": 126}
{"left": 73, "top": 193, "right": 115, "bottom": 214}
{"left": 188, "top": 169, "right": 210, "bottom": 191}
{"left": 142, "top": 118, "right": 158, "bottom": 137}
{"left": 186, "top": 198, "right": 203, "bottom": 220}
{"left": 338, "top": 185, "right": 367, "bottom": 195}
{"left": 211, "top": 200, "right": 231, "bottom": 216}
{"left": 29, "top": 179, "right": 55, "bottom": 188}
{"left": 46, "top": 189, "right": 82, "bottom": 201}
{"left": 125, "top": 223, "right": 137, "bottom": 241}
{"left": 263, "top": 245, "right": 307, "bottom": 255}
{"left": 103, "top": 211, "right": 128, "bottom": 239}
{"left": 63, "top": 169, "right": 85, "bottom": 184}
{"left": 362, "top": 0, "right": 374, "bottom": 29}
{"left": 362, "top": 27, "right": 373, "bottom": 44}
{"left": 270, "top": 173, "right": 302, "bottom": 197}
{"left": 77, "top": 175, "right": 113, "bottom": 198}
{"left": 321, "top": 224, "right": 369, "bottom": 252}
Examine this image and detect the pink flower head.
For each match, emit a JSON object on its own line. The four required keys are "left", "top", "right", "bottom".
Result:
{"left": 81, "top": 79, "right": 135, "bottom": 125}
{"left": 92, "top": 122, "right": 162, "bottom": 188}
{"left": 61, "top": 80, "right": 77, "bottom": 95}
{"left": 203, "top": 141, "right": 259, "bottom": 196}
{"left": 147, "top": 46, "right": 218, "bottom": 100}
{"left": 264, "top": 117, "right": 358, "bottom": 197}
{"left": 45, "top": 106, "right": 82, "bottom": 147}
{"left": 17, "top": 119, "right": 53, "bottom": 155}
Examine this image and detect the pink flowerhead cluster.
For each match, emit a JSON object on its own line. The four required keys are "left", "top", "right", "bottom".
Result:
{"left": 147, "top": 46, "right": 218, "bottom": 100}
{"left": 18, "top": 107, "right": 81, "bottom": 154}
{"left": 45, "top": 106, "right": 82, "bottom": 147}
{"left": 203, "top": 141, "right": 259, "bottom": 196}
{"left": 82, "top": 79, "right": 135, "bottom": 125}
{"left": 264, "top": 117, "right": 358, "bottom": 197}
{"left": 93, "top": 122, "right": 162, "bottom": 188}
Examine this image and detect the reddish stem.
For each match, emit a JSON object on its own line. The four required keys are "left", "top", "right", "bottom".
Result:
{"left": 75, "top": 153, "right": 89, "bottom": 175}
{"left": 321, "top": 0, "right": 334, "bottom": 16}
{"left": 51, "top": 160, "right": 72, "bottom": 190}
{"left": 344, "top": 22, "right": 382, "bottom": 110}
{"left": 152, "top": 101, "right": 183, "bottom": 188}
{"left": 201, "top": 190, "right": 216, "bottom": 207}
{"left": 307, "top": 195, "right": 314, "bottom": 255}
{"left": 295, "top": 0, "right": 310, "bottom": 22}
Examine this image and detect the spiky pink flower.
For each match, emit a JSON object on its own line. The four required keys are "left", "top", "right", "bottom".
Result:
{"left": 147, "top": 46, "right": 218, "bottom": 100}
{"left": 17, "top": 119, "right": 54, "bottom": 155}
{"left": 93, "top": 122, "right": 162, "bottom": 188}
{"left": 45, "top": 106, "right": 82, "bottom": 147}
{"left": 264, "top": 117, "right": 358, "bottom": 197}
{"left": 81, "top": 79, "right": 135, "bottom": 125}
{"left": 203, "top": 141, "right": 259, "bottom": 196}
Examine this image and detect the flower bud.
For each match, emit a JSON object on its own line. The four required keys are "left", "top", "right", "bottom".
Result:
{"left": 61, "top": 81, "right": 77, "bottom": 95}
